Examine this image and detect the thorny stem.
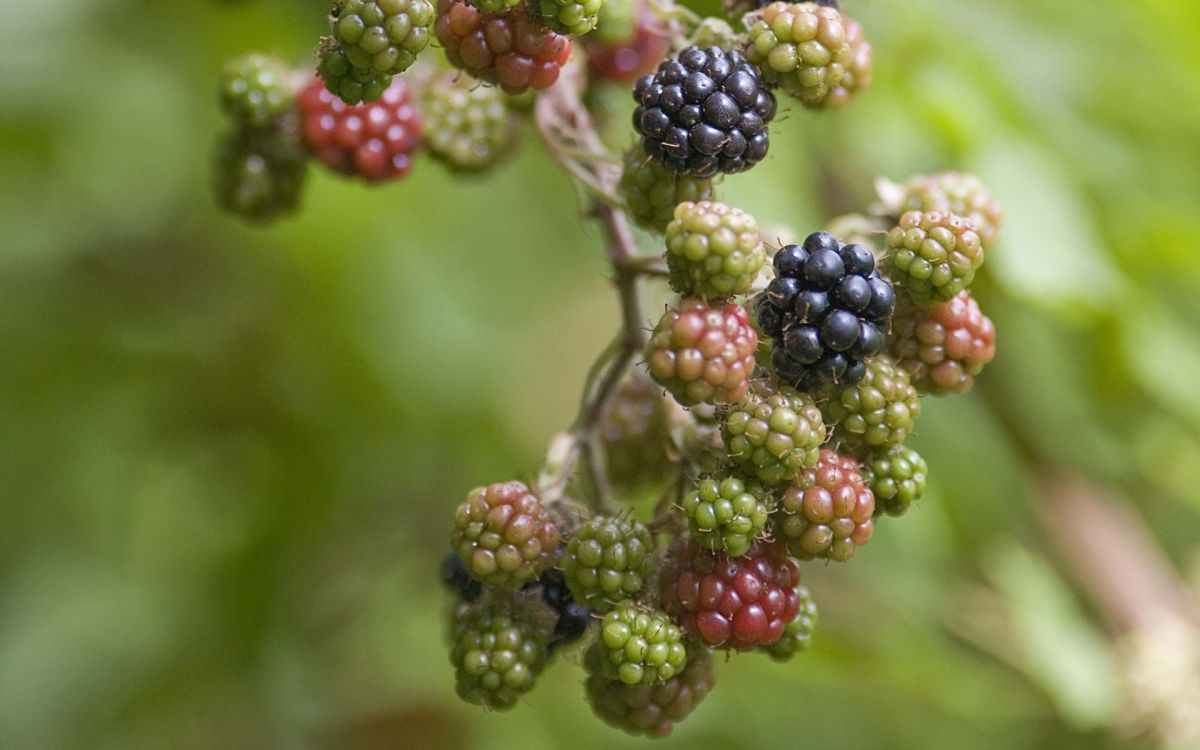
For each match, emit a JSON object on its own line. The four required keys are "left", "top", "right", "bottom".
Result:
{"left": 533, "top": 60, "right": 656, "bottom": 513}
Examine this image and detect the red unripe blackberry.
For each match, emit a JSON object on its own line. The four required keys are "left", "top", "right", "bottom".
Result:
{"left": 660, "top": 539, "right": 802, "bottom": 650}
{"left": 434, "top": 0, "right": 571, "bottom": 95}
{"left": 297, "top": 76, "right": 421, "bottom": 182}
{"left": 889, "top": 289, "right": 996, "bottom": 395}
{"left": 451, "top": 480, "right": 560, "bottom": 589}
{"left": 585, "top": 640, "right": 716, "bottom": 737}
{"left": 644, "top": 298, "right": 758, "bottom": 407}
{"left": 777, "top": 449, "right": 874, "bottom": 562}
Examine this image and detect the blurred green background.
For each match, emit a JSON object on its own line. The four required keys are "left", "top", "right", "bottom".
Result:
{"left": 3, "top": 0, "right": 1200, "bottom": 748}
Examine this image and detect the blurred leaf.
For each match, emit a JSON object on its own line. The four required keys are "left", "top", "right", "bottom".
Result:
{"left": 981, "top": 543, "right": 1118, "bottom": 729}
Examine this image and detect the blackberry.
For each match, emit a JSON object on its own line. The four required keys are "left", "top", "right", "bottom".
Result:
{"left": 561, "top": 516, "right": 655, "bottom": 612}
{"left": 722, "top": 380, "right": 825, "bottom": 486}
{"left": 449, "top": 600, "right": 550, "bottom": 709}
{"left": 435, "top": 0, "right": 571, "bottom": 95}
{"left": 551, "top": 601, "right": 593, "bottom": 651}
{"left": 881, "top": 172, "right": 1004, "bottom": 248}
{"left": 757, "top": 231, "right": 895, "bottom": 393}
{"left": 441, "top": 551, "right": 484, "bottom": 601}
{"left": 598, "top": 372, "right": 671, "bottom": 490}
{"left": 885, "top": 210, "right": 985, "bottom": 307}
{"left": 594, "top": 601, "right": 689, "bottom": 685}
{"left": 777, "top": 448, "right": 874, "bottom": 562}
{"left": 644, "top": 298, "right": 758, "bottom": 407}
{"left": 816, "top": 14, "right": 871, "bottom": 110}
{"left": 218, "top": 53, "right": 296, "bottom": 128}
{"left": 422, "top": 72, "right": 520, "bottom": 173}
{"left": 821, "top": 356, "right": 920, "bottom": 451}
{"left": 863, "top": 444, "right": 927, "bottom": 517}
{"left": 586, "top": 7, "right": 669, "bottom": 83}
{"left": 665, "top": 201, "right": 766, "bottom": 300}
{"left": 889, "top": 289, "right": 996, "bottom": 394}
{"left": 632, "top": 46, "right": 777, "bottom": 178}
{"left": 618, "top": 146, "right": 716, "bottom": 234}
{"left": 330, "top": 0, "right": 434, "bottom": 76}
{"left": 660, "top": 539, "right": 802, "bottom": 650}
{"left": 214, "top": 127, "right": 308, "bottom": 223}
{"left": 585, "top": 638, "right": 715, "bottom": 737}
{"left": 317, "top": 41, "right": 393, "bottom": 105}
{"left": 745, "top": 2, "right": 850, "bottom": 108}
{"left": 762, "top": 585, "right": 817, "bottom": 661}
{"left": 533, "top": 0, "right": 605, "bottom": 36}
{"left": 680, "top": 474, "right": 773, "bottom": 557}
{"left": 297, "top": 75, "right": 422, "bottom": 181}
{"left": 451, "top": 480, "right": 560, "bottom": 588}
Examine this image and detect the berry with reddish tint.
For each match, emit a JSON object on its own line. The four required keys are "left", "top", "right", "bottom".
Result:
{"left": 297, "top": 75, "right": 421, "bottom": 181}
{"left": 451, "top": 480, "right": 560, "bottom": 588}
{"left": 644, "top": 298, "right": 758, "bottom": 407}
{"left": 660, "top": 539, "right": 802, "bottom": 650}
{"left": 885, "top": 210, "right": 984, "bottom": 306}
{"left": 817, "top": 14, "right": 871, "bottom": 110}
{"left": 434, "top": 0, "right": 571, "bottom": 95}
{"left": 889, "top": 289, "right": 996, "bottom": 394}
{"left": 745, "top": 2, "right": 850, "bottom": 108}
{"left": 761, "top": 584, "right": 817, "bottom": 661}
{"left": 585, "top": 639, "right": 715, "bottom": 737}
{"left": 777, "top": 449, "right": 874, "bottom": 562}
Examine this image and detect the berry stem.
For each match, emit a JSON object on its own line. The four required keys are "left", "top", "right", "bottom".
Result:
{"left": 533, "top": 60, "right": 659, "bottom": 514}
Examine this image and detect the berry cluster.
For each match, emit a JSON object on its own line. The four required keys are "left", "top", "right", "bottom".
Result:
{"left": 213, "top": 0, "right": 1006, "bottom": 737}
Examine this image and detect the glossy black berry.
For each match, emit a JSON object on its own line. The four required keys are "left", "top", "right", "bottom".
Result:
{"left": 753, "top": 232, "right": 896, "bottom": 392}
{"left": 441, "top": 551, "right": 482, "bottom": 602}
{"left": 550, "top": 601, "right": 592, "bottom": 652}
{"left": 632, "top": 46, "right": 776, "bottom": 177}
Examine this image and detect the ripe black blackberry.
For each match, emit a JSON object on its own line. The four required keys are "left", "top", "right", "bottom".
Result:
{"left": 632, "top": 46, "right": 777, "bottom": 178}
{"left": 756, "top": 231, "right": 895, "bottom": 392}
{"left": 441, "top": 551, "right": 483, "bottom": 602}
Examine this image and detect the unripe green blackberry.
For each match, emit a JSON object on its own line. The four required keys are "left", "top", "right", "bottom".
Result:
{"left": 469, "top": 0, "right": 521, "bottom": 11}
{"left": 599, "top": 373, "right": 671, "bottom": 490}
{"left": 214, "top": 127, "right": 308, "bottom": 223}
{"left": 762, "top": 585, "right": 817, "bottom": 661}
{"left": 619, "top": 146, "right": 716, "bottom": 234}
{"left": 690, "top": 17, "right": 743, "bottom": 52}
{"left": 886, "top": 172, "right": 1004, "bottom": 248}
{"left": 562, "top": 516, "right": 655, "bottom": 612}
{"left": 863, "top": 444, "right": 927, "bottom": 517}
{"left": 665, "top": 201, "right": 766, "bottom": 300}
{"left": 332, "top": 0, "right": 435, "bottom": 76}
{"left": 889, "top": 289, "right": 996, "bottom": 395}
{"left": 590, "top": 0, "right": 634, "bottom": 44}
{"left": 422, "top": 72, "right": 520, "bottom": 173}
{"left": 534, "top": 0, "right": 605, "bottom": 36}
{"left": 745, "top": 2, "right": 850, "bottom": 108}
{"left": 451, "top": 480, "right": 560, "bottom": 588}
{"left": 815, "top": 15, "right": 870, "bottom": 110}
{"left": 821, "top": 356, "right": 920, "bottom": 451}
{"left": 644, "top": 298, "right": 758, "bottom": 407}
{"left": 723, "top": 380, "right": 825, "bottom": 486}
{"left": 449, "top": 600, "right": 550, "bottom": 709}
{"left": 885, "top": 210, "right": 985, "bottom": 306}
{"left": 777, "top": 449, "right": 874, "bottom": 562}
{"left": 218, "top": 53, "right": 296, "bottom": 128}
{"left": 585, "top": 639, "right": 715, "bottom": 737}
{"left": 317, "top": 41, "right": 393, "bottom": 104}
{"left": 681, "top": 474, "right": 773, "bottom": 557}
{"left": 595, "top": 601, "right": 689, "bottom": 686}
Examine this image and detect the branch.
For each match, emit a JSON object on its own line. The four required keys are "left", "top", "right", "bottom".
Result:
{"left": 532, "top": 58, "right": 654, "bottom": 514}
